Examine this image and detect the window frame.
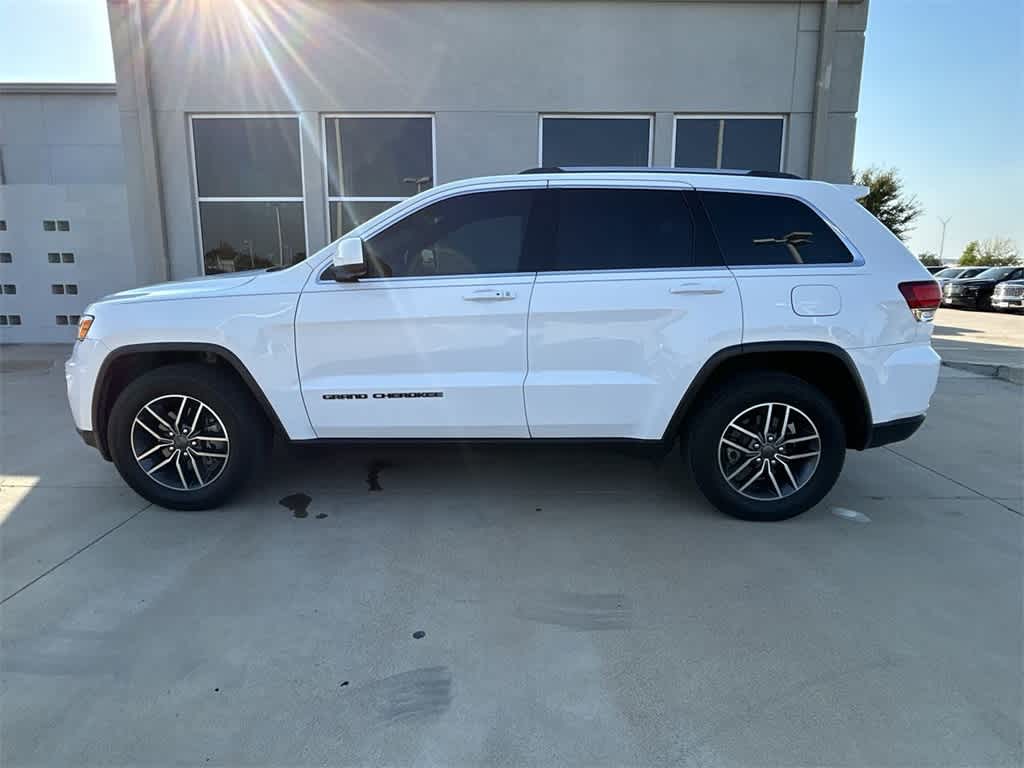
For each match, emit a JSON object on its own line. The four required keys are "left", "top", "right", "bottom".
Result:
{"left": 188, "top": 113, "right": 309, "bottom": 275}
{"left": 321, "top": 113, "right": 438, "bottom": 240}
{"left": 695, "top": 188, "right": 864, "bottom": 269}
{"left": 538, "top": 114, "right": 655, "bottom": 168}
{"left": 672, "top": 115, "right": 787, "bottom": 172}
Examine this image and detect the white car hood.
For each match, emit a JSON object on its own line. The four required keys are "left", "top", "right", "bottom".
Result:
{"left": 102, "top": 272, "right": 260, "bottom": 301}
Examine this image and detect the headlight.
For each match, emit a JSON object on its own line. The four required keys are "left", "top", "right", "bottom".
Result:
{"left": 77, "top": 315, "right": 94, "bottom": 341}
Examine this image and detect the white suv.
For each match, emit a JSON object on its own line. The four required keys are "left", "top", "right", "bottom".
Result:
{"left": 66, "top": 168, "right": 942, "bottom": 521}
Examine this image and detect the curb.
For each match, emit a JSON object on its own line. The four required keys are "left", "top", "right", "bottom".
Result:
{"left": 941, "top": 360, "right": 1024, "bottom": 386}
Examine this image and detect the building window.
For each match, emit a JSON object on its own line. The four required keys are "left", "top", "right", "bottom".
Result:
{"left": 0, "top": 252, "right": 11, "bottom": 263}
{"left": 57, "top": 220, "right": 70, "bottom": 231}
{"left": 56, "top": 315, "right": 69, "bottom": 326}
{"left": 2, "top": 284, "right": 15, "bottom": 294}
{"left": 0, "top": 220, "right": 7, "bottom": 231}
{"left": 52, "top": 284, "right": 65, "bottom": 294}
{"left": 673, "top": 116, "right": 785, "bottom": 172}
{"left": 540, "top": 115, "right": 653, "bottom": 168}
{"left": 47, "top": 252, "right": 60, "bottom": 264}
{"left": 61, "top": 252, "right": 74, "bottom": 263}
{"left": 191, "top": 115, "right": 306, "bottom": 274}
{"left": 43, "top": 220, "right": 56, "bottom": 231}
{"left": 324, "top": 115, "right": 435, "bottom": 239}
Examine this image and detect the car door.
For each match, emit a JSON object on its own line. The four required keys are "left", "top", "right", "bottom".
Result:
{"left": 524, "top": 181, "right": 742, "bottom": 439}
{"left": 295, "top": 185, "right": 544, "bottom": 438}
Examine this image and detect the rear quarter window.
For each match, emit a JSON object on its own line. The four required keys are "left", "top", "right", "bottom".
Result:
{"left": 701, "top": 191, "right": 853, "bottom": 266}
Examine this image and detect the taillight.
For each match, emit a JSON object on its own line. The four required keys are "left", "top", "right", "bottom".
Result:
{"left": 899, "top": 281, "right": 941, "bottom": 321}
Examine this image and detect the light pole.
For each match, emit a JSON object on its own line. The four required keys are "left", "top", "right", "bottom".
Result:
{"left": 938, "top": 216, "right": 952, "bottom": 263}
{"left": 403, "top": 176, "right": 432, "bottom": 193}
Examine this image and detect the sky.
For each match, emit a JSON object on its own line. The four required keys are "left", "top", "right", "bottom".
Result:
{"left": 0, "top": 0, "right": 1021, "bottom": 263}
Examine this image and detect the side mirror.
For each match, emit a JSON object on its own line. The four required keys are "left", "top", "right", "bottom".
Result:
{"left": 332, "top": 237, "right": 367, "bottom": 281}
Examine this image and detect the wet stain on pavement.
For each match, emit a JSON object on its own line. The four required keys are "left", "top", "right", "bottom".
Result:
{"left": 516, "top": 591, "right": 633, "bottom": 630}
{"left": 368, "top": 666, "right": 452, "bottom": 725}
{"left": 315, "top": 513, "right": 328, "bottom": 519}
{"left": 279, "top": 493, "right": 312, "bottom": 518}
{"left": 412, "top": 630, "right": 426, "bottom": 640}
{"left": 367, "top": 460, "right": 393, "bottom": 491}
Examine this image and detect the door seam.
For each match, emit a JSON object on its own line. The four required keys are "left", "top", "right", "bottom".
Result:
{"left": 522, "top": 272, "right": 538, "bottom": 438}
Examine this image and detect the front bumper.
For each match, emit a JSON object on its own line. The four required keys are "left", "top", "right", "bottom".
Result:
{"left": 65, "top": 338, "right": 110, "bottom": 440}
{"left": 992, "top": 297, "right": 1023, "bottom": 309}
{"left": 941, "top": 293, "right": 980, "bottom": 308}
{"left": 77, "top": 428, "right": 98, "bottom": 449}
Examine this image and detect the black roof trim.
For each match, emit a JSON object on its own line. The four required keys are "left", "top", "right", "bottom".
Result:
{"left": 519, "top": 166, "right": 802, "bottom": 180}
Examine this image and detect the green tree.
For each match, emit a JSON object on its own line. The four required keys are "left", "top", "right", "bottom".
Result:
{"left": 917, "top": 251, "right": 941, "bottom": 267}
{"left": 854, "top": 167, "right": 923, "bottom": 241}
{"left": 957, "top": 238, "right": 1020, "bottom": 266}
{"left": 977, "top": 237, "right": 1020, "bottom": 267}
{"left": 958, "top": 240, "right": 982, "bottom": 266}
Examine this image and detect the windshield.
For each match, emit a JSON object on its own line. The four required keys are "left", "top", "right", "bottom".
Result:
{"left": 935, "top": 268, "right": 962, "bottom": 278}
{"left": 973, "top": 267, "right": 1018, "bottom": 280}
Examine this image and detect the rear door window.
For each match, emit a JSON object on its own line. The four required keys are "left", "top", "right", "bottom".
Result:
{"left": 701, "top": 191, "right": 854, "bottom": 266}
{"left": 548, "top": 188, "right": 694, "bottom": 271}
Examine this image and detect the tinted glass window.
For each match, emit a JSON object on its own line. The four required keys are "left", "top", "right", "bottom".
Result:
{"left": 720, "top": 119, "right": 784, "bottom": 171}
{"left": 674, "top": 119, "right": 719, "bottom": 168}
{"left": 193, "top": 118, "right": 302, "bottom": 198}
{"left": 701, "top": 191, "right": 852, "bottom": 265}
{"left": 364, "top": 190, "right": 533, "bottom": 277}
{"left": 550, "top": 188, "right": 693, "bottom": 271}
{"left": 974, "top": 267, "right": 1021, "bottom": 280}
{"left": 935, "top": 268, "right": 962, "bottom": 278}
{"left": 329, "top": 200, "right": 399, "bottom": 240}
{"left": 542, "top": 118, "right": 651, "bottom": 167}
{"left": 200, "top": 202, "right": 305, "bottom": 274}
{"left": 325, "top": 117, "right": 433, "bottom": 198}
{"left": 674, "top": 118, "right": 784, "bottom": 171}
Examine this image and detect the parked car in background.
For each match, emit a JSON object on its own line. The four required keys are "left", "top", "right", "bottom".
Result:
{"left": 991, "top": 280, "right": 1024, "bottom": 312}
{"left": 934, "top": 266, "right": 987, "bottom": 289}
{"left": 925, "top": 265, "right": 946, "bottom": 275}
{"left": 942, "top": 266, "right": 1024, "bottom": 310}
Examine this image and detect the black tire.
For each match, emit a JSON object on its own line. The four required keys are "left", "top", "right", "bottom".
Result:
{"left": 686, "top": 372, "right": 845, "bottom": 522}
{"left": 108, "top": 363, "right": 271, "bottom": 510}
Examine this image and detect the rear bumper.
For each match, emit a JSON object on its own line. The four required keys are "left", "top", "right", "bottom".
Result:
{"left": 847, "top": 343, "right": 940, "bottom": 427}
{"left": 942, "top": 294, "right": 980, "bottom": 308}
{"left": 864, "top": 415, "right": 925, "bottom": 449}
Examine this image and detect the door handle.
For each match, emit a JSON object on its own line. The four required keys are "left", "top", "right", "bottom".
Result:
{"left": 463, "top": 289, "right": 516, "bottom": 301}
{"left": 670, "top": 283, "right": 724, "bottom": 296}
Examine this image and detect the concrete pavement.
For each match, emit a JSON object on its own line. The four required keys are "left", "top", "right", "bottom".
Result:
{"left": 1, "top": 344, "right": 1021, "bottom": 767}
{"left": 933, "top": 307, "right": 1024, "bottom": 371}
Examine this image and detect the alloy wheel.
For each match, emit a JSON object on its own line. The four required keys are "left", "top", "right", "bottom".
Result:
{"left": 717, "top": 401, "right": 821, "bottom": 501}
{"left": 130, "top": 394, "right": 230, "bottom": 491}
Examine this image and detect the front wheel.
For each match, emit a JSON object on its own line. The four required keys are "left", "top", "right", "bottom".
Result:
{"left": 686, "top": 373, "right": 846, "bottom": 522}
{"left": 108, "top": 364, "right": 271, "bottom": 510}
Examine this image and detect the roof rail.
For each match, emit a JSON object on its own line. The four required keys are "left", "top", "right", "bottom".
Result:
{"left": 519, "top": 166, "right": 802, "bottom": 180}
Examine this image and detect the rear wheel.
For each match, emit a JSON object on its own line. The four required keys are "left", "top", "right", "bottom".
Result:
{"left": 108, "top": 364, "right": 271, "bottom": 510}
{"left": 686, "top": 373, "right": 845, "bottom": 521}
